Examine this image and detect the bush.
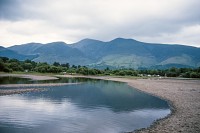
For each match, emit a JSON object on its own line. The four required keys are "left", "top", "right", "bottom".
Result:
{"left": 190, "top": 72, "right": 200, "bottom": 78}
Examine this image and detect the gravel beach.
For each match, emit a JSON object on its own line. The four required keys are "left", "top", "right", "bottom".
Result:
{"left": 1, "top": 74, "right": 200, "bottom": 132}
{"left": 59, "top": 75, "right": 200, "bottom": 133}
{"left": 106, "top": 78, "right": 200, "bottom": 133}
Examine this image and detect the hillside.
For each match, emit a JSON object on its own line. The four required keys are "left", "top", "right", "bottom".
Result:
{"left": 8, "top": 43, "right": 43, "bottom": 55}
{"left": 32, "top": 42, "right": 92, "bottom": 65}
{"left": 1, "top": 38, "right": 199, "bottom": 69}
{"left": 71, "top": 38, "right": 200, "bottom": 69}
{"left": 0, "top": 46, "right": 38, "bottom": 60}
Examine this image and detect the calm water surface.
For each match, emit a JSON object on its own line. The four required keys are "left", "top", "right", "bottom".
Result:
{"left": 0, "top": 77, "right": 170, "bottom": 133}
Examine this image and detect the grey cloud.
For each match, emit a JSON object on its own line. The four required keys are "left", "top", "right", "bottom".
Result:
{"left": 0, "top": 0, "right": 200, "bottom": 47}
{"left": 0, "top": 0, "right": 40, "bottom": 20}
{"left": 0, "top": 0, "right": 23, "bottom": 20}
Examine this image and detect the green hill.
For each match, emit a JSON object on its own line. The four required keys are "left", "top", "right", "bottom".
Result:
{"left": 0, "top": 46, "right": 37, "bottom": 60}
{"left": 3, "top": 38, "right": 200, "bottom": 69}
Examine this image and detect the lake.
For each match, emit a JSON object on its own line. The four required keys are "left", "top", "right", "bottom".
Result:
{"left": 0, "top": 77, "right": 170, "bottom": 133}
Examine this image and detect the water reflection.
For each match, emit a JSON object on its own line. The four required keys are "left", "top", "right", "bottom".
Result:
{"left": 0, "top": 77, "right": 170, "bottom": 133}
{"left": 0, "top": 95, "right": 170, "bottom": 133}
{"left": 0, "top": 77, "right": 89, "bottom": 84}
{"left": 25, "top": 81, "right": 169, "bottom": 112}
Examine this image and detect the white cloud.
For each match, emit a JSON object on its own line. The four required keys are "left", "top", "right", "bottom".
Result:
{"left": 136, "top": 25, "right": 200, "bottom": 47}
{"left": 0, "top": 20, "right": 69, "bottom": 45}
{"left": 0, "top": 0, "right": 200, "bottom": 47}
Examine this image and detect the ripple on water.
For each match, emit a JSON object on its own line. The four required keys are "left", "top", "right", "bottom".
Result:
{"left": 0, "top": 78, "right": 170, "bottom": 133}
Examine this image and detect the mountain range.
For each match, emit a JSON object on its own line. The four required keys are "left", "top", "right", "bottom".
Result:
{"left": 0, "top": 46, "right": 38, "bottom": 61}
{"left": 1, "top": 38, "right": 200, "bottom": 69}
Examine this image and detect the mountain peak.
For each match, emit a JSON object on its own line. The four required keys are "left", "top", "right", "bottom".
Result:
{"left": 0, "top": 46, "right": 5, "bottom": 49}
{"left": 77, "top": 38, "right": 103, "bottom": 44}
{"left": 2, "top": 38, "right": 200, "bottom": 69}
{"left": 110, "top": 38, "right": 139, "bottom": 43}
{"left": 46, "top": 41, "right": 67, "bottom": 45}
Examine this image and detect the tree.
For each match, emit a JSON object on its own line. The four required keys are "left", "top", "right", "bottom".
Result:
{"left": 22, "top": 63, "right": 33, "bottom": 71}
{"left": 72, "top": 65, "right": 77, "bottom": 69}
{"left": 118, "top": 70, "right": 126, "bottom": 76}
{"left": 48, "top": 66, "right": 62, "bottom": 73}
{"left": 0, "top": 59, "right": 11, "bottom": 72}
{"left": 0, "top": 57, "right": 9, "bottom": 63}
{"left": 190, "top": 72, "right": 200, "bottom": 78}
{"left": 9, "top": 62, "right": 23, "bottom": 71}
{"left": 53, "top": 62, "right": 60, "bottom": 66}
{"left": 24, "top": 59, "right": 32, "bottom": 63}
{"left": 88, "top": 69, "right": 96, "bottom": 75}
{"left": 105, "top": 67, "right": 110, "bottom": 71}
{"left": 61, "top": 63, "right": 70, "bottom": 68}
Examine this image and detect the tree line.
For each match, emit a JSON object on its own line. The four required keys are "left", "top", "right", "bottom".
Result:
{"left": 0, "top": 57, "right": 200, "bottom": 78}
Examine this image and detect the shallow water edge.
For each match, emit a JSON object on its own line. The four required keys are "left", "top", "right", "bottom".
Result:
{"left": 1, "top": 74, "right": 198, "bottom": 132}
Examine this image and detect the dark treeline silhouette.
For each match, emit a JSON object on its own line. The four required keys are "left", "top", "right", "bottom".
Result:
{"left": 0, "top": 57, "right": 200, "bottom": 78}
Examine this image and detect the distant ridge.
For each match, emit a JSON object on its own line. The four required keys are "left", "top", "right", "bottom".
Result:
{"left": 0, "top": 46, "right": 38, "bottom": 60}
{"left": 0, "top": 38, "right": 199, "bottom": 69}
{"left": 8, "top": 43, "right": 43, "bottom": 55}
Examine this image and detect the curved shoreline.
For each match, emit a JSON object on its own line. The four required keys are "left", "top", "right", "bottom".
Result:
{"left": 1, "top": 74, "right": 200, "bottom": 132}
{"left": 0, "top": 74, "right": 80, "bottom": 96}
{"left": 58, "top": 75, "right": 200, "bottom": 133}
{"left": 106, "top": 78, "right": 200, "bottom": 133}
{"left": 126, "top": 82, "right": 176, "bottom": 133}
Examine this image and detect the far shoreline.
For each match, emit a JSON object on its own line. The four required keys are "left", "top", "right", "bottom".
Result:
{"left": 0, "top": 73, "right": 199, "bottom": 132}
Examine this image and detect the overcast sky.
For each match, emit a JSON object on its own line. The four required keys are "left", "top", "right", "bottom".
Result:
{"left": 0, "top": 0, "right": 200, "bottom": 47}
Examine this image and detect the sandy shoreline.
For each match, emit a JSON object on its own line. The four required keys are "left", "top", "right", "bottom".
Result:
{"left": 0, "top": 74, "right": 80, "bottom": 95}
{"left": 0, "top": 82, "right": 81, "bottom": 88}
{"left": 0, "top": 74, "right": 58, "bottom": 80}
{"left": 1, "top": 74, "right": 200, "bottom": 132}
